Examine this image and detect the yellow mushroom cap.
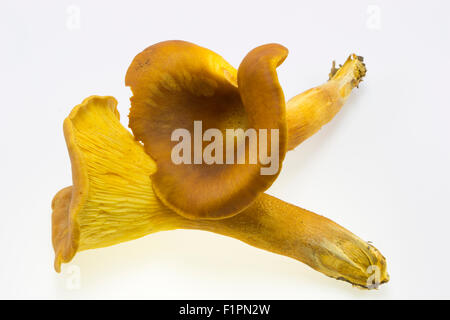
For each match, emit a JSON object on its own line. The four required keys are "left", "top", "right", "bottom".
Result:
{"left": 52, "top": 186, "right": 77, "bottom": 272}
{"left": 125, "top": 40, "right": 288, "bottom": 220}
{"left": 52, "top": 96, "right": 163, "bottom": 272}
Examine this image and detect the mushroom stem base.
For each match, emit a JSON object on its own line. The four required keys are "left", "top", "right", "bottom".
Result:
{"left": 286, "top": 54, "right": 366, "bottom": 150}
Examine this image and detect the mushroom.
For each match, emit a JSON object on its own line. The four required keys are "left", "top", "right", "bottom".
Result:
{"left": 52, "top": 95, "right": 389, "bottom": 288}
{"left": 125, "top": 41, "right": 367, "bottom": 219}
{"left": 125, "top": 41, "right": 288, "bottom": 220}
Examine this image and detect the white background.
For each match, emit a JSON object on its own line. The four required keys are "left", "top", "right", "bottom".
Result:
{"left": 1, "top": 0, "right": 449, "bottom": 299}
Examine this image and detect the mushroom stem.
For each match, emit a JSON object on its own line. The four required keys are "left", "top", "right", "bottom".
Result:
{"left": 286, "top": 54, "right": 366, "bottom": 150}
{"left": 53, "top": 186, "right": 388, "bottom": 288}
{"left": 173, "top": 193, "right": 389, "bottom": 289}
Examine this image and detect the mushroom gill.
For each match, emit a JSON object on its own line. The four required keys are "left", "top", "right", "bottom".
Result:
{"left": 53, "top": 96, "right": 172, "bottom": 271}
{"left": 52, "top": 95, "right": 389, "bottom": 288}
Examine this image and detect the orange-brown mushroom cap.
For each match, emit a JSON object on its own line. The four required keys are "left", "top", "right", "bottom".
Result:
{"left": 126, "top": 40, "right": 288, "bottom": 220}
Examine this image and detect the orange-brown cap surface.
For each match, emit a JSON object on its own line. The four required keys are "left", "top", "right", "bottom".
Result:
{"left": 126, "top": 40, "right": 288, "bottom": 220}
